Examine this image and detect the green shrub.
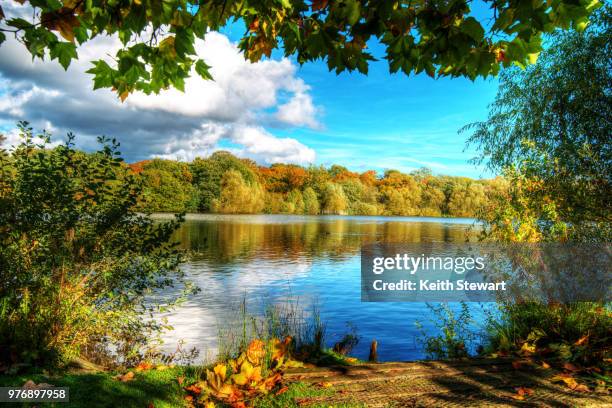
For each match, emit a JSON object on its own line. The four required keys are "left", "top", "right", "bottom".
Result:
{"left": 0, "top": 123, "right": 191, "bottom": 368}
{"left": 485, "top": 301, "right": 612, "bottom": 367}
{"left": 416, "top": 302, "right": 476, "bottom": 360}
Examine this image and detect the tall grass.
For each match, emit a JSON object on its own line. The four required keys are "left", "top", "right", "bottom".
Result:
{"left": 216, "top": 297, "right": 326, "bottom": 363}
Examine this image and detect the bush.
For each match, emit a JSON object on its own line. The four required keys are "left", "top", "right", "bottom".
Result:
{"left": 486, "top": 302, "right": 612, "bottom": 368}
{"left": 416, "top": 302, "right": 477, "bottom": 360}
{"left": 0, "top": 123, "right": 190, "bottom": 368}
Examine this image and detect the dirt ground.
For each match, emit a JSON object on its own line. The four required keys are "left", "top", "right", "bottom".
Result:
{"left": 285, "top": 359, "right": 612, "bottom": 407}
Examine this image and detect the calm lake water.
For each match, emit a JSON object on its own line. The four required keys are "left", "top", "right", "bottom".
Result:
{"left": 156, "top": 214, "right": 490, "bottom": 362}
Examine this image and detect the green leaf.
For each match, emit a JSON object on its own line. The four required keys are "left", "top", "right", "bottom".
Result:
{"left": 0, "top": 32, "right": 5, "bottom": 46}
{"left": 124, "top": 65, "right": 140, "bottom": 84}
{"left": 73, "top": 26, "right": 89, "bottom": 44}
{"left": 50, "top": 41, "right": 78, "bottom": 70}
{"left": 195, "top": 59, "right": 212, "bottom": 80}
{"left": 174, "top": 28, "right": 195, "bottom": 58}
{"left": 462, "top": 17, "right": 485, "bottom": 42}
{"left": 45, "top": 0, "right": 63, "bottom": 11}
{"left": 87, "top": 60, "right": 115, "bottom": 89}
{"left": 492, "top": 9, "right": 515, "bottom": 31}
{"left": 339, "top": 0, "right": 361, "bottom": 25}
{"left": 7, "top": 18, "right": 33, "bottom": 30}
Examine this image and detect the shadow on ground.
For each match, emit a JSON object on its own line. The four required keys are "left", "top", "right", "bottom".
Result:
{"left": 284, "top": 358, "right": 611, "bottom": 407}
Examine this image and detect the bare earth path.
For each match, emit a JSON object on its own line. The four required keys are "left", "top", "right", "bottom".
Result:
{"left": 285, "top": 359, "right": 611, "bottom": 407}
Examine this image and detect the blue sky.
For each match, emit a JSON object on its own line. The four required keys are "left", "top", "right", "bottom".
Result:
{"left": 224, "top": 23, "right": 499, "bottom": 178}
{"left": 278, "top": 64, "right": 498, "bottom": 177}
{"left": 0, "top": 1, "right": 500, "bottom": 179}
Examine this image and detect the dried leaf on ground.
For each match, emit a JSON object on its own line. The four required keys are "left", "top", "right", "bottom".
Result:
{"left": 574, "top": 335, "right": 589, "bottom": 346}
{"left": 275, "top": 386, "right": 289, "bottom": 396}
{"left": 135, "top": 362, "right": 154, "bottom": 371}
{"left": 184, "top": 384, "right": 202, "bottom": 395}
{"left": 551, "top": 373, "right": 590, "bottom": 392}
{"left": 563, "top": 362, "right": 580, "bottom": 372}
{"left": 116, "top": 371, "right": 135, "bottom": 382}
{"left": 515, "top": 387, "right": 535, "bottom": 396}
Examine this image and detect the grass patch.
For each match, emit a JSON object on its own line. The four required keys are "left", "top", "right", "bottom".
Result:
{"left": 0, "top": 367, "right": 189, "bottom": 408}
{"left": 0, "top": 369, "right": 362, "bottom": 408}
{"left": 254, "top": 381, "right": 364, "bottom": 408}
{"left": 0, "top": 367, "right": 192, "bottom": 408}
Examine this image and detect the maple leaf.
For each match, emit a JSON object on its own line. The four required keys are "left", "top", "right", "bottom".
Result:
{"left": 246, "top": 339, "right": 266, "bottom": 365}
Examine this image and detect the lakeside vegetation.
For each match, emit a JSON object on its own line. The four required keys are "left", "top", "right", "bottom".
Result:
{"left": 128, "top": 154, "right": 506, "bottom": 219}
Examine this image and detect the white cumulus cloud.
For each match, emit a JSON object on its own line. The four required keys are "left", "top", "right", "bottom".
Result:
{"left": 0, "top": 12, "right": 320, "bottom": 165}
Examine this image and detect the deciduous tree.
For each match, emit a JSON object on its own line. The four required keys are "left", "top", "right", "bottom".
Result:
{"left": 0, "top": 0, "right": 600, "bottom": 99}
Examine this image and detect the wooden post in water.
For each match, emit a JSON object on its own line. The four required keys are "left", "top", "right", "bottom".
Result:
{"left": 368, "top": 340, "right": 378, "bottom": 363}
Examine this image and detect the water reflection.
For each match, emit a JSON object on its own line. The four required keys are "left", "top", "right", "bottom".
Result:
{"left": 157, "top": 214, "right": 482, "bottom": 361}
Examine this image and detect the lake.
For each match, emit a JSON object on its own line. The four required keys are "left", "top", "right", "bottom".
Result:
{"left": 156, "top": 214, "right": 490, "bottom": 362}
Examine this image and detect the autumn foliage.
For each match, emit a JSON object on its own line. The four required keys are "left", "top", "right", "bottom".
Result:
{"left": 130, "top": 153, "right": 503, "bottom": 218}
{"left": 184, "top": 337, "right": 301, "bottom": 407}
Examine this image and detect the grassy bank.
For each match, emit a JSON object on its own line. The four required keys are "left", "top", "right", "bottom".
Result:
{"left": 0, "top": 367, "right": 361, "bottom": 408}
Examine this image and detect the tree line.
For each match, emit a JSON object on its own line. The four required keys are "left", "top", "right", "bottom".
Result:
{"left": 129, "top": 153, "right": 506, "bottom": 218}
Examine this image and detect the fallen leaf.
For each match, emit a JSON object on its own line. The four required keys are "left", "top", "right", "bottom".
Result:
{"left": 574, "top": 335, "right": 589, "bottom": 346}
{"left": 551, "top": 373, "right": 589, "bottom": 391}
{"left": 318, "top": 381, "right": 333, "bottom": 388}
{"left": 512, "top": 394, "right": 525, "bottom": 400}
{"left": 246, "top": 339, "right": 266, "bottom": 365}
{"left": 512, "top": 360, "right": 522, "bottom": 369}
{"left": 177, "top": 376, "right": 185, "bottom": 385}
{"left": 184, "top": 384, "right": 202, "bottom": 395}
{"left": 520, "top": 342, "right": 536, "bottom": 355}
{"left": 147, "top": 403, "right": 155, "bottom": 408}
{"left": 135, "top": 362, "right": 153, "bottom": 372}
{"left": 117, "top": 371, "right": 135, "bottom": 382}
{"left": 573, "top": 383, "right": 590, "bottom": 392}
{"left": 541, "top": 361, "right": 551, "bottom": 369}
{"left": 515, "top": 387, "right": 535, "bottom": 396}
{"left": 563, "top": 362, "right": 580, "bottom": 372}
{"left": 155, "top": 364, "right": 168, "bottom": 371}
{"left": 275, "top": 386, "right": 289, "bottom": 396}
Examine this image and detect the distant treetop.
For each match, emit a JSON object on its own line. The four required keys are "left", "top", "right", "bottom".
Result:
{"left": 0, "top": 0, "right": 601, "bottom": 100}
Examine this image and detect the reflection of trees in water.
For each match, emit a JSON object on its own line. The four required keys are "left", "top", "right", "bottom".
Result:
{"left": 173, "top": 218, "right": 473, "bottom": 264}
